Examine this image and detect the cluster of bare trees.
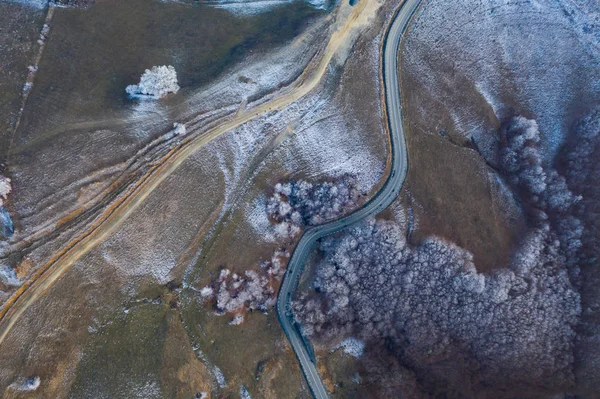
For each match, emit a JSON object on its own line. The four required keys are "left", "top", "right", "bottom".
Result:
{"left": 294, "top": 115, "right": 589, "bottom": 396}
{"left": 200, "top": 178, "right": 361, "bottom": 323}
{"left": 200, "top": 250, "right": 288, "bottom": 324}
{"left": 266, "top": 178, "right": 359, "bottom": 239}
{"left": 0, "top": 176, "right": 12, "bottom": 208}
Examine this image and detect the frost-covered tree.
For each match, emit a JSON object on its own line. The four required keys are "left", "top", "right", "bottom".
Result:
{"left": 0, "top": 175, "right": 12, "bottom": 207}
{"left": 200, "top": 178, "right": 360, "bottom": 323}
{"left": 126, "top": 65, "right": 180, "bottom": 99}
{"left": 200, "top": 250, "right": 289, "bottom": 323}
{"left": 500, "top": 116, "right": 547, "bottom": 200}
{"left": 172, "top": 122, "right": 186, "bottom": 136}
{"left": 500, "top": 116, "right": 580, "bottom": 217}
{"left": 499, "top": 116, "right": 582, "bottom": 269}
{"left": 294, "top": 217, "right": 579, "bottom": 396}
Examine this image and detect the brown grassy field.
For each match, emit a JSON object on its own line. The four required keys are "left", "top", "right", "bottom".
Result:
{"left": 397, "top": 44, "right": 525, "bottom": 273}
{"left": 0, "top": 3, "right": 46, "bottom": 160}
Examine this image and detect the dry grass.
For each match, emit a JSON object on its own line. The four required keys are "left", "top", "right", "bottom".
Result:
{"left": 0, "top": 3, "right": 46, "bottom": 160}
{"left": 398, "top": 49, "right": 525, "bottom": 273}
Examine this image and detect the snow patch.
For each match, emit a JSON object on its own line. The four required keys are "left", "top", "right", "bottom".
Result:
{"left": 240, "top": 385, "right": 252, "bottom": 399}
{"left": 8, "top": 377, "right": 40, "bottom": 392}
{"left": 337, "top": 337, "right": 365, "bottom": 358}
{"left": 0, "top": 264, "right": 20, "bottom": 287}
{"left": 172, "top": 122, "right": 186, "bottom": 136}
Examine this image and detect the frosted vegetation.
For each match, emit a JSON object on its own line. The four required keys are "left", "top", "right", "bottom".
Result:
{"left": 126, "top": 65, "right": 180, "bottom": 99}
{"left": 201, "top": 250, "right": 288, "bottom": 323}
{"left": 267, "top": 178, "right": 359, "bottom": 239}
{"left": 201, "top": 179, "right": 359, "bottom": 322}
{"left": 0, "top": 176, "right": 12, "bottom": 208}
{"left": 294, "top": 115, "right": 588, "bottom": 395}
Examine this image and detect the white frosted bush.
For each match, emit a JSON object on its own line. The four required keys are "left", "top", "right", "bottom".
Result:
{"left": 126, "top": 65, "right": 180, "bottom": 99}
{"left": 0, "top": 176, "right": 12, "bottom": 207}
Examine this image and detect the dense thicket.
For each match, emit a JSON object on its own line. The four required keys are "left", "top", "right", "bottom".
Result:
{"left": 294, "top": 116, "right": 589, "bottom": 397}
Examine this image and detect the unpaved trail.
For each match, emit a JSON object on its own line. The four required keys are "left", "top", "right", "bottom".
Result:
{"left": 0, "top": 0, "right": 378, "bottom": 345}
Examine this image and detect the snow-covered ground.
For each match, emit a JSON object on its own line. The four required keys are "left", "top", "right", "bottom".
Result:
{"left": 403, "top": 0, "right": 600, "bottom": 159}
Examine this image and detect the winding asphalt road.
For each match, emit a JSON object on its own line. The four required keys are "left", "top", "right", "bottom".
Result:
{"left": 275, "top": 0, "right": 422, "bottom": 397}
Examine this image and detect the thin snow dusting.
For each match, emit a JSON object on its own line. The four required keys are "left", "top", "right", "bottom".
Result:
{"left": 245, "top": 195, "right": 277, "bottom": 243}
{"left": 285, "top": 108, "right": 384, "bottom": 190}
{"left": 404, "top": 0, "right": 600, "bottom": 159}
{"left": 167, "top": 21, "right": 323, "bottom": 127}
{"left": 127, "top": 380, "right": 161, "bottom": 399}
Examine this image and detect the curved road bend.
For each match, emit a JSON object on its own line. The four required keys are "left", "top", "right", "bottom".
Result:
{"left": 275, "top": 0, "right": 422, "bottom": 397}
